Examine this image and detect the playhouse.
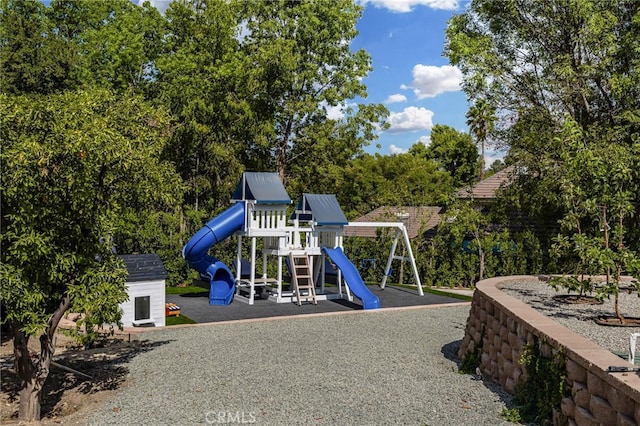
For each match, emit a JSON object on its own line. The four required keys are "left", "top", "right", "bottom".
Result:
{"left": 118, "top": 254, "right": 168, "bottom": 327}
{"left": 182, "top": 172, "right": 421, "bottom": 309}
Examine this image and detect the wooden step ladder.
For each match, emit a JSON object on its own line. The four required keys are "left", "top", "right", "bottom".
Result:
{"left": 290, "top": 253, "right": 317, "bottom": 306}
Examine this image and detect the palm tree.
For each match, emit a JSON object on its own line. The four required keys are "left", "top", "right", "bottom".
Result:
{"left": 466, "top": 98, "right": 496, "bottom": 180}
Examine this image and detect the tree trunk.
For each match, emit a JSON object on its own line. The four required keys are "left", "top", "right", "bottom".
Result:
{"left": 277, "top": 116, "right": 294, "bottom": 184}
{"left": 13, "top": 294, "right": 71, "bottom": 421}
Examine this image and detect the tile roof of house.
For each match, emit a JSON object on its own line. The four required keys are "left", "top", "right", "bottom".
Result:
{"left": 455, "top": 165, "right": 516, "bottom": 200}
{"left": 344, "top": 206, "right": 442, "bottom": 239}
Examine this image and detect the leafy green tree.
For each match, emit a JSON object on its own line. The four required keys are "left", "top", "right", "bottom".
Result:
{"left": 0, "top": 0, "right": 78, "bottom": 94}
{"left": 466, "top": 98, "right": 495, "bottom": 180}
{"left": 336, "top": 152, "right": 453, "bottom": 218}
{"left": 286, "top": 103, "right": 389, "bottom": 200}
{"left": 48, "top": 0, "right": 165, "bottom": 94}
{"left": 155, "top": 0, "right": 245, "bottom": 212}
{"left": 238, "top": 0, "right": 382, "bottom": 182}
{"left": 412, "top": 124, "right": 479, "bottom": 186}
{"left": 0, "top": 89, "right": 182, "bottom": 421}
{"left": 445, "top": 0, "right": 640, "bottom": 265}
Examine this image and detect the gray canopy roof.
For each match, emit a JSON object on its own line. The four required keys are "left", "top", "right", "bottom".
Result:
{"left": 295, "top": 194, "right": 348, "bottom": 226}
{"left": 119, "top": 254, "right": 168, "bottom": 282}
{"left": 231, "top": 172, "right": 291, "bottom": 204}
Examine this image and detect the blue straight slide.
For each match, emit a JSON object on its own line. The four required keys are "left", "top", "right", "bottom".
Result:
{"left": 182, "top": 202, "right": 245, "bottom": 305}
{"left": 321, "top": 247, "right": 380, "bottom": 310}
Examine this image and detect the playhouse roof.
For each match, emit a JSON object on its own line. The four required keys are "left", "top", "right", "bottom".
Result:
{"left": 295, "top": 194, "right": 348, "bottom": 226}
{"left": 119, "top": 254, "right": 168, "bottom": 282}
{"left": 231, "top": 172, "right": 291, "bottom": 204}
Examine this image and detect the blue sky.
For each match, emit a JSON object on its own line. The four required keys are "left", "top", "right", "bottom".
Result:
{"left": 353, "top": 0, "right": 472, "bottom": 156}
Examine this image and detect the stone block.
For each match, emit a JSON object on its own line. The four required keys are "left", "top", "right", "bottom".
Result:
{"left": 574, "top": 406, "right": 599, "bottom": 426}
{"left": 617, "top": 412, "right": 636, "bottom": 426}
{"left": 501, "top": 342, "right": 512, "bottom": 361}
{"left": 566, "top": 358, "right": 587, "bottom": 383}
{"left": 500, "top": 324, "right": 509, "bottom": 341}
{"left": 587, "top": 371, "right": 606, "bottom": 399}
{"left": 507, "top": 315, "right": 516, "bottom": 332}
{"left": 502, "top": 359, "right": 514, "bottom": 378}
{"left": 561, "top": 396, "right": 576, "bottom": 418}
{"left": 503, "top": 376, "right": 514, "bottom": 394}
{"left": 508, "top": 330, "right": 519, "bottom": 348}
{"left": 479, "top": 308, "right": 487, "bottom": 323}
{"left": 606, "top": 386, "right": 635, "bottom": 417}
{"left": 572, "top": 381, "right": 589, "bottom": 408}
{"left": 481, "top": 352, "right": 491, "bottom": 369}
{"left": 589, "top": 395, "right": 616, "bottom": 426}
{"left": 486, "top": 302, "right": 494, "bottom": 315}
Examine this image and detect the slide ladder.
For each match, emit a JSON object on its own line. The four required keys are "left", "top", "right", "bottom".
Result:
{"left": 289, "top": 253, "right": 317, "bottom": 306}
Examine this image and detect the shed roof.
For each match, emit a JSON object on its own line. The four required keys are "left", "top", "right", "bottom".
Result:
{"left": 119, "top": 254, "right": 168, "bottom": 282}
{"left": 231, "top": 172, "right": 291, "bottom": 204}
{"left": 345, "top": 206, "right": 442, "bottom": 239}
{"left": 455, "top": 166, "right": 516, "bottom": 200}
{"left": 295, "top": 194, "right": 348, "bottom": 226}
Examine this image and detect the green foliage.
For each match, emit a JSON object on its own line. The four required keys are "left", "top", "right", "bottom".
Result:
{"left": 0, "top": 89, "right": 182, "bottom": 339}
{"left": 422, "top": 202, "right": 542, "bottom": 288}
{"left": 337, "top": 153, "right": 454, "bottom": 217}
{"left": 499, "top": 408, "right": 522, "bottom": 423}
{"left": 413, "top": 124, "right": 479, "bottom": 187}
{"left": 0, "top": 0, "right": 78, "bottom": 94}
{"left": 166, "top": 314, "right": 197, "bottom": 326}
{"left": 514, "top": 339, "right": 568, "bottom": 426}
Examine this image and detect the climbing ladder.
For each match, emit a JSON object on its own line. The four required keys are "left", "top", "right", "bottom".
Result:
{"left": 289, "top": 252, "right": 317, "bottom": 305}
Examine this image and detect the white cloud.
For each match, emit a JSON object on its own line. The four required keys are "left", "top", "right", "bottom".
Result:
{"left": 320, "top": 101, "right": 357, "bottom": 121}
{"left": 359, "top": 0, "right": 459, "bottom": 13}
{"left": 325, "top": 104, "right": 346, "bottom": 120}
{"left": 389, "top": 144, "right": 407, "bottom": 154}
{"left": 385, "top": 94, "right": 407, "bottom": 104}
{"left": 387, "top": 106, "right": 434, "bottom": 133}
{"left": 403, "top": 64, "right": 462, "bottom": 99}
{"left": 484, "top": 149, "right": 507, "bottom": 169}
{"left": 418, "top": 135, "right": 431, "bottom": 146}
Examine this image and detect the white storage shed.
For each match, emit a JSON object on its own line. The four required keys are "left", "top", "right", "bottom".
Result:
{"left": 119, "top": 254, "right": 167, "bottom": 327}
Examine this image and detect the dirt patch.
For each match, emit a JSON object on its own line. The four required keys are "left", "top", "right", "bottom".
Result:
{"left": 1, "top": 328, "right": 147, "bottom": 424}
{"left": 595, "top": 316, "right": 640, "bottom": 327}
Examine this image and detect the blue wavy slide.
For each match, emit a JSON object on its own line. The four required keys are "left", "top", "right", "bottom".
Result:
{"left": 182, "top": 202, "right": 245, "bottom": 305}
{"left": 321, "top": 247, "right": 380, "bottom": 310}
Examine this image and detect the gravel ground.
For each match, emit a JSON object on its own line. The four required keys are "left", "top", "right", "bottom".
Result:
{"left": 500, "top": 278, "right": 640, "bottom": 358}
{"left": 86, "top": 305, "right": 517, "bottom": 426}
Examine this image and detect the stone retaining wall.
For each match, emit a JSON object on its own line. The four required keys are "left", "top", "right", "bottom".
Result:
{"left": 458, "top": 275, "right": 640, "bottom": 425}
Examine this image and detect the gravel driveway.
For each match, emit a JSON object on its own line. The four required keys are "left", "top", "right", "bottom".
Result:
{"left": 86, "top": 304, "right": 517, "bottom": 425}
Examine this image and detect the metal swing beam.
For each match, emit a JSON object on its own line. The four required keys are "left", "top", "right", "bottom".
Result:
{"left": 345, "top": 222, "right": 423, "bottom": 295}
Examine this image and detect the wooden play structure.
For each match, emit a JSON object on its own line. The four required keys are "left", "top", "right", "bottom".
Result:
{"left": 183, "top": 172, "right": 422, "bottom": 308}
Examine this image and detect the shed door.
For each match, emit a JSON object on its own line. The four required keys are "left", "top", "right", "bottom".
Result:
{"left": 134, "top": 296, "right": 151, "bottom": 321}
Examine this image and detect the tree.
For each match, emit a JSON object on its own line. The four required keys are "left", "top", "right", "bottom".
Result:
{"left": 238, "top": 0, "right": 381, "bottom": 182}
{"left": 0, "top": 89, "right": 182, "bottom": 421}
{"left": 413, "top": 124, "right": 479, "bottom": 186}
{"left": 155, "top": 0, "right": 246, "bottom": 212}
{"left": 48, "top": 0, "right": 165, "bottom": 94}
{"left": 445, "top": 1, "right": 640, "bottom": 245}
{"left": 0, "top": 0, "right": 78, "bottom": 94}
{"left": 336, "top": 152, "right": 453, "bottom": 217}
{"left": 465, "top": 98, "right": 495, "bottom": 180}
